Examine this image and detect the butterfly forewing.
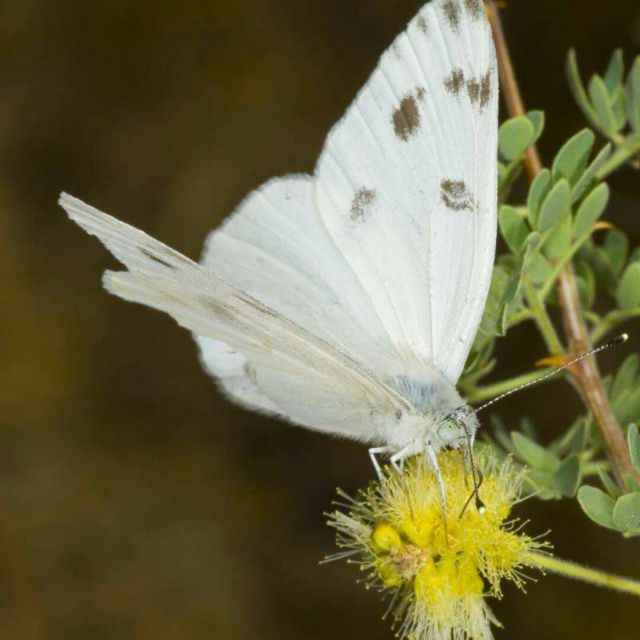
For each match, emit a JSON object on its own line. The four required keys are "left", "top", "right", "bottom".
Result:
{"left": 60, "top": 193, "right": 410, "bottom": 441}
{"left": 315, "top": 0, "right": 497, "bottom": 383}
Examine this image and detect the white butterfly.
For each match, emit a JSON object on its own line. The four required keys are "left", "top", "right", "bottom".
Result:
{"left": 60, "top": 0, "right": 497, "bottom": 482}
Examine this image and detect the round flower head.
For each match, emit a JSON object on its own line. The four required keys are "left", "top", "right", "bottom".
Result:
{"left": 327, "top": 450, "right": 548, "bottom": 640}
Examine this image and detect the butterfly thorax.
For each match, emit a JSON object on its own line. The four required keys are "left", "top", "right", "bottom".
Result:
{"left": 381, "top": 369, "right": 478, "bottom": 456}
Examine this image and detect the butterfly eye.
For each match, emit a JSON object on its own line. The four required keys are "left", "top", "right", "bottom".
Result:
{"left": 437, "top": 422, "right": 463, "bottom": 444}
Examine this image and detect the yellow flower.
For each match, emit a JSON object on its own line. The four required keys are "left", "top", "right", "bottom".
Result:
{"left": 327, "top": 449, "right": 548, "bottom": 640}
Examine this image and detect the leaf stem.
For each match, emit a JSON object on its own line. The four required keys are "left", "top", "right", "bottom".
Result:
{"left": 539, "top": 229, "right": 597, "bottom": 301}
{"left": 526, "top": 552, "right": 640, "bottom": 598}
{"left": 582, "top": 460, "right": 610, "bottom": 476}
{"left": 523, "top": 279, "right": 563, "bottom": 354}
{"left": 590, "top": 307, "right": 640, "bottom": 343}
{"left": 466, "top": 367, "right": 555, "bottom": 404}
{"left": 487, "top": 1, "right": 640, "bottom": 488}
{"left": 506, "top": 307, "right": 535, "bottom": 328}
{"left": 596, "top": 134, "right": 640, "bottom": 181}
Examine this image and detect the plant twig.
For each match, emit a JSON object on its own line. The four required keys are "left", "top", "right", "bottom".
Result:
{"left": 591, "top": 308, "right": 640, "bottom": 344}
{"left": 466, "top": 366, "right": 555, "bottom": 404}
{"left": 486, "top": 1, "right": 640, "bottom": 488}
{"left": 527, "top": 552, "right": 640, "bottom": 597}
{"left": 523, "top": 279, "right": 563, "bottom": 355}
{"left": 596, "top": 135, "right": 640, "bottom": 180}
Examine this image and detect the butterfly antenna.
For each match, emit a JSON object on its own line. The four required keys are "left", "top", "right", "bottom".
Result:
{"left": 475, "top": 333, "right": 629, "bottom": 415}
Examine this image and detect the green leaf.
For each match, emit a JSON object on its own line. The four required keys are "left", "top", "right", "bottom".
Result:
{"left": 499, "top": 117, "right": 536, "bottom": 161}
{"left": 589, "top": 75, "right": 619, "bottom": 135}
{"left": 629, "top": 246, "right": 640, "bottom": 266}
{"left": 598, "top": 470, "right": 622, "bottom": 498}
{"left": 525, "top": 468, "right": 558, "bottom": 500}
{"left": 612, "top": 355, "right": 639, "bottom": 400}
{"left": 498, "top": 162, "right": 507, "bottom": 184}
{"left": 604, "top": 49, "right": 624, "bottom": 93}
{"left": 612, "top": 492, "right": 640, "bottom": 532}
{"left": 511, "top": 432, "right": 559, "bottom": 472}
{"left": 626, "top": 475, "right": 640, "bottom": 494}
{"left": 577, "top": 485, "right": 616, "bottom": 529}
{"left": 499, "top": 206, "right": 529, "bottom": 254}
{"left": 550, "top": 417, "right": 586, "bottom": 456}
{"left": 566, "top": 49, "right": 600, "bottom": 127}
{"left": 571, "top": 143, "right": 612, "bottom": 203}
{"left": 573, "top": 183, "right": 610, "bottom": 238}
{"left": 498, "top": 160, "right": 524, "bottom": 204}
{"left": 526, "top": 110, "right": 545, "bottom": 143}
{"left": 552, "top": 129, "right": 595, "bottom": 186}
{"left": 580, "top": 243, "right": 617, "bottom": 292}
{"left": 527, "top": 169, "right": 552, "bottom": 227}
{"left": 612, "top": 388, "right": 640, "bottom": 430}
{"left": 616, "top": 262, "right": 640, "bottom": 309}
{"left": 576, "top": 261, "right": 596, "bottom": 308}
{"left": 520, "top": 416, "right": 538, "bottom": 441}
{"left": 629, "top": 424, "right": 640, "bottom": 473}
{"left": 627, "top": 57, "right": 640, "bottom": 133}
{"left": 527, "top": 253, "right": 553, "bottom": 285}
{"left": 554, "top": 455, "right": 581, "bottom": 497}
{"left": 604, "top": 229, "right": 628, "bottom": 275}
{"left": 610, "top": 85, "right": 628, "bottom": 132}
{"left": 544, "top": 211, "right": 572, "bottom": 259}
{"left": 478, "top": 266, "right": 510, "bottom": 338}
{"left": 538, "top": 179, "right": 571, "bottom": 231}
{"left": 490, "top": 415, "right": 516, "bottom": 455}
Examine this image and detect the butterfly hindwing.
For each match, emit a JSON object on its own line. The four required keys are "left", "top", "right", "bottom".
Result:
{"left": 60, "top": 193, "right": 410, "bottom": 441}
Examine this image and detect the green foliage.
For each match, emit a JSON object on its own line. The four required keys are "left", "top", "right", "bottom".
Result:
{"left": 578, "top": 486, "right": 616, "bottom": 528}
{"left": 460, "top": 48, "right": 640, "bottom": 538}
{"left": 527, "top": 169, "right": 551, "bottom": 226}
{"left": 538, "top": 179, "right": 570, "bottom": 231}
{"left": 629, "top": 424, "right": 640, "bottom": 472}
{"left": 627, "top": 58, "right": 640, "bottom": 133}
{"left": 499, "top": 206, "right": 528, "bottom": 254}
{"left": 552, "top": 129, "right": 595, "bottom": 185}
{"left": 612, "top": 493, "right": 640, "bottom": 536}
{"left": 499, "top": 117, "right": 535, "bottom": 161}
{"left": 617, "top": 263, "right": 640, "bottom": 309}
{"left": 573, "top": 183, "right": 609, "bottom": 237}
{"left": 567, "top": 49, "right": 640, "bottom": 144}
{"left": 498, "top": 113, "right": 544, "bottom": 202}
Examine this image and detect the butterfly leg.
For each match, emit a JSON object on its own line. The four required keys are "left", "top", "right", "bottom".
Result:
{"left": 368, "top": 446, "right": 392, "bottom": 480}
{"left": 389, "top": 445, "right": 413, "bottom": 475}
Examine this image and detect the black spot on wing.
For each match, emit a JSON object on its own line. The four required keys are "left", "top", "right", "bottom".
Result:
{"left": 392, "top": 94, "right": 421, "bottom": 142}
{"left": 444, "top": 68, "right": 465, "bottom": 95}
{"left": 444, "top": 68, "right": 492, "bottom": 111}
{"left": 350, "top": 187, "right": 377, "bottom": 222}
{"left": 465, "top": 71, "right": 492, "bottom": 109}
{"left": 466, "top": 77, "right": 481, "bottom": 104}
{"left": 417, "top": 14, "right": 428, "bottom": 34}
{"left": 463, "top": 0, "right": 483, "bottom": 19}
{"left": 441, "top": 179, "right": 474, "bottom": 212}
{"left": 442, "top": 0, "right": 461, "bottom": 30}
{"left": 478, "top": 70, "right": 492, "bottom": 109}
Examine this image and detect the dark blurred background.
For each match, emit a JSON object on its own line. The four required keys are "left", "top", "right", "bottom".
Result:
{"left": 2, "top": 1, "right": 640, "bottom": 638}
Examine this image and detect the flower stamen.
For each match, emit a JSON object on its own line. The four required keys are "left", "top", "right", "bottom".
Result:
{"left": 327, "top": 449, "right": 549, "bottom": 640}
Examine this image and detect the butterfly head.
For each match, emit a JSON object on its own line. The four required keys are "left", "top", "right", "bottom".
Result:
{"left": 436, "top": 404, "right": 479, "bottom": 449}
